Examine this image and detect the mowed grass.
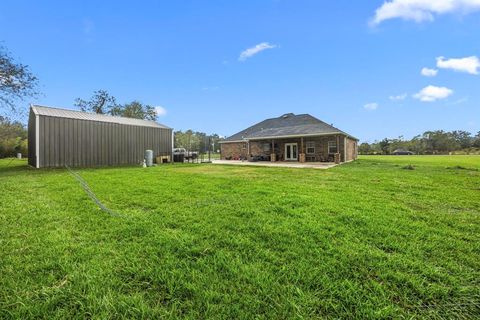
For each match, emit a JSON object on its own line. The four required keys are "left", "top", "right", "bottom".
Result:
{"left": 0, "top": 156, "right": 479, "bottom": 319}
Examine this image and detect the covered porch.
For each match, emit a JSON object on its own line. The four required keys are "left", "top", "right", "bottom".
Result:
{"left": 246, "top": 134, "right": 347, "bottom": 163}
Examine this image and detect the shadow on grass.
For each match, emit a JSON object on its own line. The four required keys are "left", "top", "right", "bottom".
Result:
{"left": 0, "top": 159, "right": 33, "bottom": 174}
{"left": 446, "top": 165, "right": 479, "bottom": 172}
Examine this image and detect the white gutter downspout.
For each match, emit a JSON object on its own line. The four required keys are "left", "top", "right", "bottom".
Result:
{"left": 31, "top": 104, "right": 40, "bottom": 168}
{"left": 171, "top": 128, "right": 174, "bottom": 163}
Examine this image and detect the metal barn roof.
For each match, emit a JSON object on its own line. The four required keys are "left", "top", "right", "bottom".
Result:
{"left": 31, "top": 105, "right": 171, "bottom": 129}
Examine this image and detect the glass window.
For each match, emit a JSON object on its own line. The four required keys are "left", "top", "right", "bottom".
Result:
{"left": 306, "top": 142, "right": 315, "bottom": 154}
{"left": 328, "top": 141, "right": 338, "bottom": 154}
{"left": 263, "top": 143, "right": 271, "bottom": 152}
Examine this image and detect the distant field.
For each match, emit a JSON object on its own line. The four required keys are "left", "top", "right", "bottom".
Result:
{"left": 1, "top": 155, "right": 479, "bottom": 319}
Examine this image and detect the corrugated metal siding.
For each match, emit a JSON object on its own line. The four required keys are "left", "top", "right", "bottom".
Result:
{"left": 34, "top": 115, "right": 172, "bottom": 168}
{"left": 27, "top": 109, "right": 36, "bottom": 167}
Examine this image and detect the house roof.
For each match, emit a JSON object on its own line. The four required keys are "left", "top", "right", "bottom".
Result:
{"left": 31, "top": 105, "right": 171, "bottom": 129}
{"left": 222, "top": 113, "right": 357, "bottom": 142}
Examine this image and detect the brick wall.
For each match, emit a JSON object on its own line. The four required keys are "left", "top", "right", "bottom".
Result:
{"left": 221, "top": 135, "right": 355, "bottom": 162}
{"left": 220, "top": 142, "right": 247, "bottom": 159}
{"left": 346, "top": 138, "right": 358, "bottom": 161}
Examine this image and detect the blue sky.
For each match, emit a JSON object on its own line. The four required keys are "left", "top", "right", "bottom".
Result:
{"left": 1, "top": 0, "right": 479, "bottom": 142}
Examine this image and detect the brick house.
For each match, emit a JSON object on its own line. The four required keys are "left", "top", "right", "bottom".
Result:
{"left": 220, "top": 113, "right": 358, "bottom": 163}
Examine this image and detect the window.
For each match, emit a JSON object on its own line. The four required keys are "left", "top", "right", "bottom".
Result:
{"left": 263, "top": 143, "right": 271, "bottom": 152}
{"left": 306, "top": 141, "right": 315, "bottom": 154}
{"left": 242, "top": 143, "right": 247, "bottom": 150}
{"left": 328, "top": 141, "right": 338, "bottom": 154}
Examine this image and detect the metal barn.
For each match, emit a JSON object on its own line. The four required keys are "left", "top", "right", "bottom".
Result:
{"left": 28, "top": 105, "right": 173, "bottom": 168}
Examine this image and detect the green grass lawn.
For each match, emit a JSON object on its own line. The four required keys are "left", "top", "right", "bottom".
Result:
{"left": 1, "top": 156, "right": 479, "bottom": 319}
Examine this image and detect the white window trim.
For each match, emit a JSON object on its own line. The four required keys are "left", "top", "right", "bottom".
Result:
{"left": 328, "top": 141, "right": 337, "bottom": 154}
{"left": 263, "top": 143, "right": 271, "bottom": 152}
{"left": 306, "top": 141, "right": 315, "bottom": 154}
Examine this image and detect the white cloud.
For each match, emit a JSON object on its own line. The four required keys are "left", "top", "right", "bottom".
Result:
{"left": 364, "top": 102, "right": 379, "bottom": 110}
{"left": 370, "top": 0, "right": 480, "bottom": 26}
{"left": 389, "top": 93, "right": 407, "bottom": 101}
{"left": 436, "top": 56, "right": 480, "bottom": 74}
{"left": 154, "top": 106, "right": 167, "bottom": 117}
{"left": 414, "top": 85, "right": 453, "bottom": 102}
{"left": 239, "top": 42, "right": 277, "bottom": 61}
{"left": 421, "top": 67, "right": 438, "bottom": 77}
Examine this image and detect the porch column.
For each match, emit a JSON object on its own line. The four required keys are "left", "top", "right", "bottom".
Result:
{"left": 335, "top": 135, "right": 341, "bottom": 164}
{"left": 299, "top": 137, "right": 306, "bottom": 163}
{"left": 271, "top": 139, "right": 276, "bottom": 162}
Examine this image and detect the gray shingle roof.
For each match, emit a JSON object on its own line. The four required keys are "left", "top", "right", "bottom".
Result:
{"left": 223, "top": 113, "right": 357, "bottom": 142}
{"left": 31, "top": 105, "right": 171, "bottom": 129}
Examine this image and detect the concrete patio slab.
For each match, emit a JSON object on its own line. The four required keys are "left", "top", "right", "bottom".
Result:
{"left": 211, "top": 160, "right": 337, "bottom": 169}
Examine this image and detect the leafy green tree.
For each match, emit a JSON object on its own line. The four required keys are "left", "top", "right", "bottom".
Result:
{"left": 473, "top": 132, "right": 480, "bottom": 148}
{"left": 451, "top": 130, "right": 472, "bottom": 149}
{"left": 210, "top": 134, "right": 222, "bottom": 152}
{"left": 358, "top": 142, "right": 372, "bottom": 155}
{"left": 379, "top": 138, "right": 390, "bottom": 154}
{"left": 0, "top": 116, "right": 28, "bottom": 157}
{"left": 423, "top": 131, "right": 459, "bottom": 154}
{"left": 111, "top": 101, "right": 157, "bottom": 121}
{"left": 0, "top": 46, "right": 38, "bottom": 113}
{"left": 410, "top": 135, "right": 427, "bottom": 154}
{"left": 174, "top": 130, "right": 223, "bottom": 152}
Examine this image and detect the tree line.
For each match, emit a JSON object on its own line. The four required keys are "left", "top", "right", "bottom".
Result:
{"left": 0, "top": 116, "right": 27, "bottom": 158}
{"left": 359, "top": 130, "right": 480, "bottom": 155}
{"left": 174, "top": 130, "right": 223, "bottom": 153}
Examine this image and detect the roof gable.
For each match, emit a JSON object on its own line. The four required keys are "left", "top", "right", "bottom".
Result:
{"left": 31, "top": 105, "right": 170, "bottom": 129}
{"left": 224, "top": 113, "right": 356, "bottom": 141}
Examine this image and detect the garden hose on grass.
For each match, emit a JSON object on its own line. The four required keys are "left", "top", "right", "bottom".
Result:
{"left": 65, "top": 165, "right": 123, "bottom": 218}
{"left": 3, "top": 158, "right": 17, "bottom": 168}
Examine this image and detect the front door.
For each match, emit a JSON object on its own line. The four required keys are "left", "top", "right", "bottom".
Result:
{"left": 285, "top": 143, "right": 298, "bottom": 161}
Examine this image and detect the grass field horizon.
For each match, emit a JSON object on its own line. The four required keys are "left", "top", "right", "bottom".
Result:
{"left": 1, "top": 155, "right": 479, "bottom": 319}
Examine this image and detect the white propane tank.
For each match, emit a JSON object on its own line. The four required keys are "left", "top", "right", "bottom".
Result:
{"left": 144, "top": 150, "right": 153, "bottom": 167}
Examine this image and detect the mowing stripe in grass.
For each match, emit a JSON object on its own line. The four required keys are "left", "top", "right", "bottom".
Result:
{"left": 65, "top": 165, "right": 123, "bottom": 218}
